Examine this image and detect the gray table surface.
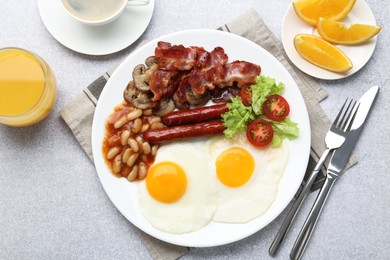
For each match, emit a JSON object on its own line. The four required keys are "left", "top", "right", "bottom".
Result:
{"left": 1, "top": 0, "right": 389, "bottom": 259}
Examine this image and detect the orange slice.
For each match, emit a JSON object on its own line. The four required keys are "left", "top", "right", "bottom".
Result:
{"left": 294, "top": 34, "right": 353, "bottom": 73}
{"left": 317, "top": 18, "right": 381, "bottom": 45}
{"left": 293, "top": 0, "right": 356, "bottom": 26}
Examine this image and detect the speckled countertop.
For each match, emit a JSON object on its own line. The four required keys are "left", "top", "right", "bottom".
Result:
{"left": 1, "top": 0, "right": 389, "bottom": 259}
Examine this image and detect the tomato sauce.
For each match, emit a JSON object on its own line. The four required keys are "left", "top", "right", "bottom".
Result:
{"left": 102, "top": 101, "right": 156, "bottom": 180}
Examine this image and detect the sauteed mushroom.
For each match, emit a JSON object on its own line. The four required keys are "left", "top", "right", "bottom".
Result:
{"left": 123, "top": 81, "right": 156, "bottom": 110}
{"left": 186, "top": 87, "right": 211, "bottom": 107}
{"left": 173, "top": 93, "right": 190, "bottom": 110}
{"left": 152, "top": 98, "right": 175, "bottom": 116}
{"left": 132, "top": 63, "right": 158, "bottom": 92}
{"left": 145, "top": 56, "right": 158, "bottom": 67}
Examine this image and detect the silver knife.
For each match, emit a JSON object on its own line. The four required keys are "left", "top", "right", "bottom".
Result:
{"left": 290, "top": 86, "right": 380, "bottom": 260}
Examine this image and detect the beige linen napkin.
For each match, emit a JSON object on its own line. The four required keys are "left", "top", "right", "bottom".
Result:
{"left": 61, "top": 9, "right": 357, "bottom": 260}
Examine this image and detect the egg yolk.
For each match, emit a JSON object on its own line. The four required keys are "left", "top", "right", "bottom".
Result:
{"left": 146, "top": 161, "right": 187, "bottom": 203}
{"left": 216, "top": 147, "right": 255, "bottom": 187}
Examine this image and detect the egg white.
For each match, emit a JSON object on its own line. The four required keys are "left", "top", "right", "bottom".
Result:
{"left": 204, "top": 133, "right": 289, "bottom": 223}
{"left": 138, "top": 142, "right": 218, "bottom": 234}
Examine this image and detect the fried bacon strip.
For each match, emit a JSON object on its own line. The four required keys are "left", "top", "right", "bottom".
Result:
{"left": 155, "top": 42, "right": 206, "bottom": 71}
{"left": 188, "top": 47, "right": 228, "bottom": 94}
{"left": 149, "top": 70, "right": 181, "bottom": 101}
{"left": 149, "top": 41, "right": 261, "bottom": 107}
{"left": 223, "top": 61, "right": 261, "bottom": 87}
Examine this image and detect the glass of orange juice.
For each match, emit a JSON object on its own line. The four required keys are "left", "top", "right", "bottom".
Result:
{"left": 0, "top": 48, "right": 57, "bottom": 127}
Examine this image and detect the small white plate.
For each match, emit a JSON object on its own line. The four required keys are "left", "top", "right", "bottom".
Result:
{"left": 38, "top": 0, "right": 155, "bottom": 55}
{"left": 91, "top": 29, "right": 311, "bottom": 247}
{"left": 281, "top": 0, "right": 378, "bottom": 80}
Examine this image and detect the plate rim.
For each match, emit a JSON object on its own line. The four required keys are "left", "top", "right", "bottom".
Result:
{"left": 37, "top": 0, "right": 155, "bottom": 56}
{"left": 91, "top": 29, "right": 311, "bottom": 247}
{"left": 281, "top": 0, "right": 378, "bottom": 80}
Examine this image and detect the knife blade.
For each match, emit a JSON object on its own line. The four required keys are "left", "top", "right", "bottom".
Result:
{"left": 328, "top": 85, "right": 379, "bottom": 174}
{"left": 290, "top": 86, "right": 380, "bottom": 260}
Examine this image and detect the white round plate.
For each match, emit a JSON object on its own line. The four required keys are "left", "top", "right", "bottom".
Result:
{"left": 38, "top": 0, "right": 155, "bottom": 55}
{"left": 282, "top": 0, "right": 378, "bottom": 80}
{"left": 91, "top": 29, "right": 311, "bottom": 247}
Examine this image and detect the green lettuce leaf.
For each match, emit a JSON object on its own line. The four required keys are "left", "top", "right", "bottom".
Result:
{"left": 221, "top": 96, "right": 255, "bottom": 138}
{"left": 251, "top": 75, "right": 285, "bottom": 115}
{"left": 270, "top": 117, "right": 299, "bottom": 147}
{"left": 221, "top": 75, "right": 298, "bottom": 147}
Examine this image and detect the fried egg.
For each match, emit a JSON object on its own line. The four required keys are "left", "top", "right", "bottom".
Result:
{"left": 205, "top": 133, "right": 289, "bottom": 223}
{"left": 138, "top": 142, "right": 218, "bottom": 234}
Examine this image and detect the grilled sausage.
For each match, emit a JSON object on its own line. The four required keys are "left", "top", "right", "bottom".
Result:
{"left": 161, "top": 104, "right": 228, "bottom": 126}
{"left": 143, "top": 121, "right": 225, "bottom": 144}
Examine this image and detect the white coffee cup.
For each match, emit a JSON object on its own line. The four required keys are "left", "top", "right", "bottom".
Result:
{"left": 60, "top": 0, "right": 150, "bottom": 26}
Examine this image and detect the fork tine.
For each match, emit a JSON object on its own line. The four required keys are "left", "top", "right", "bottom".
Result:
{"left": 333, "top": 98, "right": 349, "bottom": 128}
{"left": 335, "top": 98, "right": 354, "bottom": 129}
{"left": 339, "top": 99, "right": 355, "bottom": 130}
{"left": 338, "top": 99, "right": 353, "bottom": 130}
{"left": 343, "top": 101, "right": 360, "bottom": 131}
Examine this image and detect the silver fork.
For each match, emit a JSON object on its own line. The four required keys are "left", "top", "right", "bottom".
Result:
{"left": 269, "top": 98, "right": 359, "bottom": 256}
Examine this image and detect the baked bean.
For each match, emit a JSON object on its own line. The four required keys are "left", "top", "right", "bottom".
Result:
{"left": 141, "top": 123, "right": 150, "bottom": 133}
{"left": 126, "top": 153, "right": 139, "bottom": 167}
{"left": 107, "top": 147, "right": 121, "bottom": 160}
{"left": 132, "top": 118, "right": 142, "bottom": 133}
{"left": 128, "top": 138, "right": 139, "bottom": 152}
{"left": 148, "top": 116, "right": 161, "bottom": 124}
{"left": 142, "top": 142, "right": 151, "bottom": 155}
{"left": 150, "top": 122, "right": 164, "bottom": 130}
{"left": 114, "top": 116, "right": 128, "bottom": 129}
{"left": 113, "top": 155, "right": 122, "bottom": 173}
{"left": 122, "top": 148, "right": 132, "bottom": 163}
{"left": 120, "top": 130, "right": 131, "bottom": 146}
{"left": 151, "top": 144, "right": 159, "bottom": 156}
{"left": 104, "top": 102, "right": 161, "bottom": 182}
{"left": 143, "top": 109, "right": 152, "bottom": 116}
{"left": 138, "top": 162, "right": 147, "bottom": 180}
{"left": 127, "top": 108, "right": 142, "bottom": 121}
{"left": 127, "top": 166, "right": 138, "bottom": 181}
{"left": 136, "top": 135, "right": 143, "bottom": 143}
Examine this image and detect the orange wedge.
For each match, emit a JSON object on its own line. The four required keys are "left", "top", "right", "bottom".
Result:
{"left": 294, "top": 34, "right": 353, "bottom": 73}
{"left": 293, "top": 0, "right": 356, "bottom": 26}
{"left": 317, "top": 18, "right": 381, "bottom": 45}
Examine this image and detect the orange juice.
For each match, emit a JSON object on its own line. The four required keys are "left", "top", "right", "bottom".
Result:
{"left": 0, "top": 48, "right": 56, "bottom": 126}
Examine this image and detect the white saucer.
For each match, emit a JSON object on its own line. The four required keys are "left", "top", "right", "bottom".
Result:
{"left": 281, "top": 0, "right": 378, "bottom": 80}
{"left": 38, "top": 0, "right": 155, "bottom": 55}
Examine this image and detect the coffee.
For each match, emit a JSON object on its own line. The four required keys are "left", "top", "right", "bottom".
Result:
{"left": 61, "top": 0, "right": 126, "bottom": 22}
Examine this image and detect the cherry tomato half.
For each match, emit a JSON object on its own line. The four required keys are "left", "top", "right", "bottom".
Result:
{"left": 239, "top": 84, "right": 253, "bottom": 107}
{"left": 246, "top": 119, "right": 274, "bottom": 147}
{"left": 262, "top": 94, "right": 290, "bottom": 121}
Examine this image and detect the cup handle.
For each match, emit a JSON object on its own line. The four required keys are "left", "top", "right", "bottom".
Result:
{"left": 126, "top": 0, "right": 149, "bottom": 6}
